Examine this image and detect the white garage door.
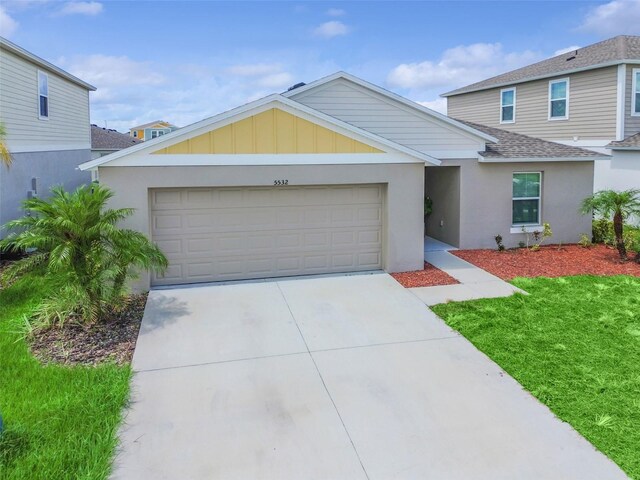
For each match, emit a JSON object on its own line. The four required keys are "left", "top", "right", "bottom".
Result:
{"left": 150, "top": 185, "right": 384, "bottom": 286}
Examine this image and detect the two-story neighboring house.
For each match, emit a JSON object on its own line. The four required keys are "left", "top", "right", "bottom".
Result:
{"left": 0, "top": 37, "right": 95, "bottom": 235}
{"left": 129, "top": 120, "right": 178, "bottom": 141}
{"left": 443, "top": 35, "right": 640, "bottom": 192}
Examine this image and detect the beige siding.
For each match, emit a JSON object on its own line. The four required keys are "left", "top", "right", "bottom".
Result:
{"left": 290, "top": 79, "right": 484, "bottom": 156}
{"left": 0, "top": 48, "right": 90, "bottom": 152}
{"left": 624, "top": 65, "right": 640, "bottom": 138}
{"left": 448, "top": 66, "right": 618, "bottom": 141}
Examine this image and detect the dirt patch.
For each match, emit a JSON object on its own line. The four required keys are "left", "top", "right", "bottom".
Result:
{"left": 391, "top": 262, "right": 460, "bottom": 288}
{"left": 453, "top": 244, "right": 640, "bottom": 281}
{"left": 29, "top": 293, "right": 148, "bottom": 366}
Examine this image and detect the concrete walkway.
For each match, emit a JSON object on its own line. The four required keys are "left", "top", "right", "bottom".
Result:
{"left": 112, "top": 273, "right": 626, "bottom": 480}
{"left": 413, "top": 238, "right": 524, "bottom": 306}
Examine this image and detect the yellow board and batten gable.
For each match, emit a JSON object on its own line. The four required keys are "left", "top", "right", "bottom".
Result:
{"left": 152, "top": 108, "right": 382, "bottom": 155}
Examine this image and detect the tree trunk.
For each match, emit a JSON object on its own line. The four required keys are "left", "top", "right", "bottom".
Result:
{"left": 613, "top": 211, "right": 626, "bottom": 260}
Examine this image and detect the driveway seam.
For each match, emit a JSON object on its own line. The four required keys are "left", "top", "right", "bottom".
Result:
{"left": 276, "top": 281, "right": 371, "bottom": 480}
{"left": 309, "top": 334, "right": 461, "bottom": 354}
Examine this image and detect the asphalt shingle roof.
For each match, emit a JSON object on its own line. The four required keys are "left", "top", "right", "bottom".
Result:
{"left": 456, "top": 120, "right": 607, "bottom": 160}
{"left": 607, "top": 132, "right": 640, "bottom": 150}
{"left": 91, "top": 125, "right": 141, "bottom": 150}
{"left": 443, "top": 35, "right": 640, "bottom": 97}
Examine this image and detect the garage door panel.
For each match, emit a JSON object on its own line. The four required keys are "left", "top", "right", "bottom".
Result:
{"left": 151, "top": 185, "right": 384, "bottom": 285}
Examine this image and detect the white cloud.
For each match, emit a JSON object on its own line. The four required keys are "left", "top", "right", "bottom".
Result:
{"left": 554, "top": 45, "right": 581, "bottom": 56}
{"left": 226, "top": 63, "right": 282, "bottom": 76}
{"left": 0, "top": 6, "right": 19, "bottom": 37}
{"left": 61, "top": 55, "right": 165, "bottom": 87}
{"left": 417, "top": 98, "right": 447, "bottom": 115}
{"left": 578, "top": 0, "right": 640, "bottom": 35}
{"left": 57, "top": 1, "right": 103, "bottom": 16}
{"left": 327, "top": 8, "right": 346, "bottom": 17}
{"left": 387, "top": 43, "right": 540, "bottom": 90}
{"left": 256, "top": 72, "right": 294, "bottom": 89}
{"left": 313, "top": 20, "right": 350, "bottom": 38}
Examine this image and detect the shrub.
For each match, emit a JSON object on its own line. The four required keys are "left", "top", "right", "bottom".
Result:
{"left": 521, "top": 223, "right": 553, "bottom": 251}
{"left": 592, "top": 218, "right": 613, "bottom": 244}
{"left": 0, "top": 184, "right": 168, "bottom": 326}
{"left": 494, "top": 234, "right": 505, "bottom": 251}
{"left": 578, "top": 234, "right": 592, "bottom": 248}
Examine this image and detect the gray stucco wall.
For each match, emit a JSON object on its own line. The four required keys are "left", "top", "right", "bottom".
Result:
{"left": 0, "top": 149, "right": 91, "bottom": 236}
{"left": 437, "top": 159, "right": 594, "bottom": 249}
{"left": 98, "top": 162, "right": 425, "bottom": 291}
{"left": 425, "top": 166, "right": 461, "bottom": 247}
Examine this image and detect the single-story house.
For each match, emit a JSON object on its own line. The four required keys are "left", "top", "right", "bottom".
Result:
{"left": 80, "top": 72, "right": 606, "bottom": 290}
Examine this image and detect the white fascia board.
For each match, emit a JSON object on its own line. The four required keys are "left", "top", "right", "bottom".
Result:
{"left": 442, "top": 59, "right": 640, "bottom": 97}
{"left": 283, "top": 71, "right": 498, "bottom": 144}
{"left": 99, "top": 152, "right": 417, "bottom": 167}
{"left": 608, "top": 146, "right": 640, "bottom": 151}
{"left": 9, "top": 143, "right": 91, "bottom": 153}
{"left": 80, "top": 94, "right": 440, "bottom": 170}
{"left": 423, "top": 149, "right": 484, "bottom": 159}
{"left": 478, "top": 155, "right": 609, "bottom": 163}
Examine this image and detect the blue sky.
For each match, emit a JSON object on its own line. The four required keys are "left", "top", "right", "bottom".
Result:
{"left": 2, "top": 0, "right": 639, "bottom": 131}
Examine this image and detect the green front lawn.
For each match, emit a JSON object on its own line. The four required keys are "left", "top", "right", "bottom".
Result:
{"left": 432, "top": 275, "right": 640, "bottom": 479}
{"left": 0, "top": 275, "right": 131, "bottom": 479}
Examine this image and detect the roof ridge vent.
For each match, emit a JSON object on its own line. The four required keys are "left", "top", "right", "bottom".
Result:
{"left": 287, "top": 82, "right": 306, "bottom": 92}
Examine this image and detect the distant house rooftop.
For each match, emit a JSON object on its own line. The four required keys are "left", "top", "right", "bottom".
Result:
{"left": 442, "top": 35, "right": 640, "bottom": 97}
{"left": 129, "top": 120, "right": 177, "bottom": 130}
{"left": 91, "top": 124, "right": 140, "bottom": 150}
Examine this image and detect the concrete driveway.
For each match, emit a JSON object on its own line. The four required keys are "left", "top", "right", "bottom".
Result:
{"left": 113, "top": 273, "right": 626, "bottom": 480}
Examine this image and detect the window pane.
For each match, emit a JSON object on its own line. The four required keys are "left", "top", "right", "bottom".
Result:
{"left": 501, "top": 105, "right": 514, "bottom": 122}
{"left": 635, "top": 92, "right": 640, "bottom": 113}
{"left": 39, "top": 74, "right": 48, "bottom": 96}
{"left": 551, "top": 81, "right": 566, "bottom": 99}
{"left": 39, "top": 95, "right": 48, "bottom": 117}
{"left": 513, "top": 199, "right": 539, "bottom": 224}
{"left": 501, "top": 90, "right": 514, "bottom": 106}
{"left": 513, "top": 173, "right": 540, "bottom": 198}
{"left": 551, "top": 99, "right": 566, "bottom": 117}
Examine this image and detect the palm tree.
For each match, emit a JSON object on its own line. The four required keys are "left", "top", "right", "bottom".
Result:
{"left": 0, "top": 184, "right": 167, "bottom": 323}
{"left": 581, "top": 189, "right": 640, "bottom": 260}
{"left": 0, "top": 122, "right": 12, "bottom": 167}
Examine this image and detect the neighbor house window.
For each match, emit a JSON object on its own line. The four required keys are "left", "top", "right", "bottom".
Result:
{"left": 500, "top": 88, "right": 515, "bottom": 123}
{"left": 633, "top": 68, "right": 640, "bottom": 116}
{"left": 38, "top": 71, "right": 49, "bottom": 119}
{"left": 549, "top": 78, "right": 569, "bottom": 120}
{"left": 512, "top": 172, "right": 541, "bottom": 225}
{"left": 132, "top": 131, "right": 138, "bottom": 138}
{"left": 150, "top": 130, "right": 166, "bottom": 139}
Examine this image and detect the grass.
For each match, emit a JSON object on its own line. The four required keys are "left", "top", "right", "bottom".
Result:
{"left": 0, "top": 274, "right": 131, "bottom": 480}
{"left": 432, "top": 275, "right": 640, "bottom": 479}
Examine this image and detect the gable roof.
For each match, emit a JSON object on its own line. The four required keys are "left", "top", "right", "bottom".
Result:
{"left": 283, "top": 71, "right": 498, "bottom": 144}
{"left": 0, "top": 36, "right": 96, "bottom": 91}
{"left": 443, "top": 35, "right": 640, "bottom": 97}
{"left": 607, "top": 132, "right": 640, "bottom": 151}
{"left": 80, "top": 93, "right": 441, "bottom": 170}
{"left": 456, "top": 120, "right": 610, "bottom": 162}
{"left": 91, "top": 124, "right": 141, "bottom": 150}
{"left": 129, "top": 120, "right": 177, "bottom": 130}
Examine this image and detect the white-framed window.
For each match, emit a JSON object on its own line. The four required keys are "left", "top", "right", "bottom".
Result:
{"left": 37, "top": 71, "right": 49, "bottom": 119}
{"left": 512, "top": 172, "right": 541, "bottom": 226}
{"left": 132, "top": 130, "right": 138, "bottom": 138}
{"left": 632, "top": 68, "right": 640, "bottom": 116}
{"left": 150, "top": 129, "right": 166, "bottom": 139}
{"left": 548, "top": 78, "right": 569, "bottom": 120}
{"left": 500, "top": 88, "right": 516, "bottom": 123}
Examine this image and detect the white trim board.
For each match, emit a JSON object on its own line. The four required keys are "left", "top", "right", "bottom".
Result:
{"left": 616, "top": 64, "right": 626, "bottom": 140}
{"left": 80, "top": 94, "right": 441, "bottom": 170}
{"left": 478, "top": 155, "right": 608, "bottom": 163}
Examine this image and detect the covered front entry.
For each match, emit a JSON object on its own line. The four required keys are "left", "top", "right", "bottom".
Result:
{"left": 150, "top": 184, "right": 384, "bottom": 286}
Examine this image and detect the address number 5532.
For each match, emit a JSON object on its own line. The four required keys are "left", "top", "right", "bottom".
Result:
{"left": 273, "top": 180, "right": 289, "bottom": 186}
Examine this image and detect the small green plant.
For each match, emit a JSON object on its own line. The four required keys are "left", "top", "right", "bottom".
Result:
{"left": 494, "top": 234, "right": 505, "bottom": 251}
{"left": 0, "top": 184, "right": 168, "bottom": 326}
{"left": 592, "top": 218, "right": 613, "bottom": 244}
{"left": 521, "top": 223, "right": 553, "bottom": 251}
{"left": 578, "top": 234, "right": 592, "bottom": 248}
{"left": 518, "top": 241, "right": 526, "bottom": 248}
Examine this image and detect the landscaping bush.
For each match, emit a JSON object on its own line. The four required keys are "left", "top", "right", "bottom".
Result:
{"left": 592, "top": 218, "right": 613, "bottom": 244}
{"left": 0, "top": 184, "right": 167, "bottom": 327}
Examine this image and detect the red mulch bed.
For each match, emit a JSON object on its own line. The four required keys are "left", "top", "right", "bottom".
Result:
{"left": 452, "top": 244, "right": 640, "bottom": 281}
{"left": 391, "top": 262, "right": 460, "bottom": 288}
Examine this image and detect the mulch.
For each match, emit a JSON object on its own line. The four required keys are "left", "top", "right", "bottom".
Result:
{"left": 29, "top": 293, "right": 148, "bottom": 366}
{"left": 391, "top": 261, "right": 460, "bottom": 288}
{"left": 452, "top": 244, "right": 640, "bottom": 281}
